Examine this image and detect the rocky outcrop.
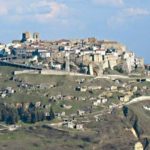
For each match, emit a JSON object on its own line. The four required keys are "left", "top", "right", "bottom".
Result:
{"left": 122, "top": 106, "right": 149, "bottom": 150}
{"left": 134, "top": 142, "right": 143, "bottom": 150}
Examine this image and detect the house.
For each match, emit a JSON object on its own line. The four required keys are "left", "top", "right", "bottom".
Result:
{"left": 77, "top": 110, "right": 85, "bottom": 116}
{"left": 80, "top": 49, "right": 93, "bottom": 55}
{"left": 0, "top": 49, "right": 9, "bottom": 57}
{"left": 75, "top": 124, "right": 84, "bottom": 130}
{"left": 114, "top": 79, "right": 120, "bottom": 84}
{"left": 62, "top": 104, "right": 72, "bottom": 109}
{"left": 101, "top": 98, "right": 108, "bottom": 104}
{"left": 64, "top": 46, "right": 71, "bottom": 51}
{"left": 39, "top": 83, "right": 50, "bottom": 89}
{"left": 1, "top": 93, "right": 6, "bottom": 98}
{"left": 118, "top": 89, "right": 125, "bottom": 93}
{"left": 75, "top": 49, "right": 80, "bottom": 54}
{"left": 133, "top": 86, "right": 138, "bottom": 92}
{"left": 51, "top": 63, "right": 62, "bottom": 70}
{"left": 145, "top": 71, "right": 150, "bottom": 76}
{"left": 122, "top": 83, "right": 127, "bottom": 88}
{"left": 142, "top": 86, "right": 147, "bottom": 90}
{"left": 93, "top": 98, "right": 108, "bottom": 106}
{"left": 95, "top": 49, "right": 106, "bottom": 55}
{"left": 119, "top": 96, "right": 124, "bottom": 102}
{"left": 78, "top": 97, "right": 86, "bottom": 101}
{"left": 67, "top": 121, "right": 75, "bottom": 129}
{"left": 76, "top": 86, "right": 87, "bottom": 92}
{"left": 6, "top": 87, "right": 15, "bottom": 94}
{"left": 32, "top": 49, "right": 51, "bottom": 58}
{"left": 81, "top": 86, "right": 87, "bottom": 92}
{"left": 61, "top": 112, "right": 66, "bottom": 116}
{"left": 110, "top": 86, "right": 118, "bottom": 91}
{"left": 12, "top": 47, "right": 30, "bottom": 57}
{"left": 106, "top": 47, "right": 116, "bottom": 54}
{"left": 105, "top": 87, "right": 111, "bottom": 91}
{"left": 92, "top": 54, "right": 103, "bottom": 63}
{"left": 119, "top": 95, "right": 130, "bottom": 102}
{"left": 88, "top": 86, "right": 102, "bottom": 90}
{"left": 0, "top": 44, "right": 5, "bottom": 50}
{"left": 45, "top": 112, "right": 50, "bottom": 119}
{"left": 35, "top": 101, "right": 41, "bottom": 108}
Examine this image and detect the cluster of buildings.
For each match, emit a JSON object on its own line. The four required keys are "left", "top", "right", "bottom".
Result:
{"left": 10, "top": 76, "right": 56, "bottom": 91}
{"left": 0, "top": 87, "right": 15, "bottom": 98}
{"left": 0, "top": 32, "right": 146, "bottom": 75}
{"left": 145, "top": 64, "right": 150, "bottom": 76}
{"left": 21, "top": 32, "right": 40, "bottom": 43}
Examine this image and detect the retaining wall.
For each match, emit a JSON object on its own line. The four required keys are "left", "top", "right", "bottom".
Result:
{"left": 14, "top": 70, "right": 40, "bottom": 75}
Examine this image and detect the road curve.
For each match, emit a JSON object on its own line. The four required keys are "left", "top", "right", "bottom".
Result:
{"left": 126, "top": 96, "right": 150, "bottom": 105}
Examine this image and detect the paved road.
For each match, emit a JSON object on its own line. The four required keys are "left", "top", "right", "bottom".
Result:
{"left": 93, "top": 96, "right": 150, "bottom": 120}
{"left": 126, "top": 96, "right": 150, "bottom": 105}
{"left": 0, "top": 124, "right": 9, "bottom": 131}
{"left": 94, "top": 74, "right": 130, "bottom": 80}
{"left": 95, "top": 74, "right": 150, "bottom": 81}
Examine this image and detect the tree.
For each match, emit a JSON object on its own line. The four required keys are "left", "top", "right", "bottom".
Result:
{"left": 31, "top": 111, "right": 37, "bottom": 123}
{"left": 122, "top": 106, "right": 128, "bottom": 117}
{"left": 28, "top": 102, "right": 35, "bottom": 112}
{"left": 37, "top": 110, "right": 45, "bottom": 121}
{"left": 49, "top": 107, "right": 55, "bottom": 120}
{"left": 22, "top": 112, "right": 31, "bottom": 123}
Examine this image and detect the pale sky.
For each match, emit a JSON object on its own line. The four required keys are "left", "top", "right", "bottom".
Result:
{"left": 0, "top": 0, "right": 150, "bottom": 63}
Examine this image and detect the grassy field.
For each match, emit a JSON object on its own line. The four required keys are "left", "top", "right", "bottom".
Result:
{"left": 0, "top": 113, "right": 137, "bottom": 150}
{"left": 0, "top": 66, "right": 149, "bottom": 149}
{"left": 0, "top": 66, "right": 116, "bottom": 103}
{"left": 0, "top": 125, "right": 94, "bottom": 150}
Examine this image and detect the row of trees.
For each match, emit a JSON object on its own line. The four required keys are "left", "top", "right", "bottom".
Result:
{"left": 0, "top": 102, "right": 55, "bottom": 124}
{"left": 0, "top": 103, "right": 18, "bottom": 124}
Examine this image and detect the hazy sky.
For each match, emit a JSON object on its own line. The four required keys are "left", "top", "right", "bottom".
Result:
{"left": 0, "top": 0, "right": 150, "bottom": 63}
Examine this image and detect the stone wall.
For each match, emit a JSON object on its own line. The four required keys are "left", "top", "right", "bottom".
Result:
{"left": 14, "top": 70, "right": 40, "bottom": 75}
{"left": 41, "top": 70, "right": 92, "bottom": 77}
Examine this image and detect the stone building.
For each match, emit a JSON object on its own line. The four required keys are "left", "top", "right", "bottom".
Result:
{"left": 22, "top": 32, "right": 31, "bottom": 42}
{"left": 88, "top": 63, "right": 94, "bottom": 75}
{"left": 22, "top": 32, "right": 40, "bottom": 43}
{"left": 33, "top": 32, "right": 40, "bottom": 42}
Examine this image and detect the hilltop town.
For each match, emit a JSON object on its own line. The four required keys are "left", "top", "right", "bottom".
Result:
{"left": 0, "top": 32, "right": 149, "bottom": 76}
{"left": 0, "top": 32, "right": 150, "bottom": 150}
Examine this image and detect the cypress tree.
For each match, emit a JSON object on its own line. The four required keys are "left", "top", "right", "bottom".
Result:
{"left": 50, "top": 107, "right": 55, "bottom": 120}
